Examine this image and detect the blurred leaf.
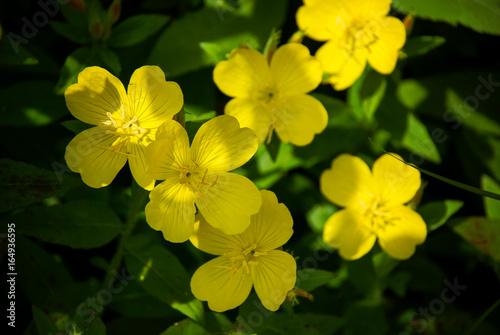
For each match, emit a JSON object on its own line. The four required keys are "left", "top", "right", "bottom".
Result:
{"left": 13, "top": 201, "right": 122, "bottom": 249}
{"left": 482, "top": 175, "right": 500, "bottom": 219}
{"left": 32, "top": 305, "right": 60, "bottom": 335}
{"left": 345, "top": 302, "right": 388, "bottom": 335}
{"left": 402, "top": 36, "right": 446, "bottom": 58}
{"left": 49, "top": 21, "right": 92, "bottom": 44}
{"left": 306, "top": 203, "right": 337, "bottom": 234}
{"left": 346, "top": 257, "right": 377, "bottom": 297}
{"left": 124, "top": 234, "right": 204, "bottom": 323}
{"left": 372, "top": 251, "right": 399, "bottom": 279}
{"left": 451, "top": 216, "right": 500, "bottom": 261}
{"left": 87, "top": 317, "right": 106, "bottom": 335}
{"left": 98, "top": 48, "right": 121, "bottom": 75}
{"left": 55, "top": 47, "right": 101, "bottom": 95}
{"left": 401, "top": 112, "right": 441, "bottom": 163}
{"left": 0, "top": 158, "right": 81, "bottom": 213}
{"left": 256, "top": 141, "right": 303, "bottom": 175}
{"left": 387, "top": 271, "right": 412, "bottom": 297}
{"left": 0, "top": 81, "right": 67, "bottom": 127}
{"left": 418, "top": 199, "right": 464, "bottom": 231}
{"left": 349, "top": 69, "right": 387, "bottom": 121}
{"left": 0, "top": 38, "right": 38, "bottom": 65}
{"left": 296, "top": 269, "right": 338, "bottom": 292}
{"left": 393, "top": 0, "right": 500, "bottom": 35}
{"left": 107, "top": 14, "right": 170, "bottom": 48}
{"left": 464, "top": 132, "right": 500, "bottom": 182}
{"left": 149, "top": 0, "right": 287, "bottom": 77}
{"left": 61, "top": 120, "right": 94, "bottom": 134}
{"left": 160, "top": 319, "right": 210, "bottom": 335}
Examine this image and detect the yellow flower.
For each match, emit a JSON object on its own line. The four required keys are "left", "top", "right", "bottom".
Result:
{"left": 320, "top": 153, "right": 427, "bottom": 260}
{"left": 64, "top": 66, "right": 183, "bottom": 190}
{"left": 145, "top": 115, "right": 262, "bottom": 243}
{"left": 190, "top": 190, "right": 297, "bottom": 312}
{"left": 296, "top": 0, "right": 406, "bottom": 90}
{"left": 213, "top": 43, "right": 328, "bottom": 146}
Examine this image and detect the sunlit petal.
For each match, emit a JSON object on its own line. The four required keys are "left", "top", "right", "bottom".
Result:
{"left": 225, "top": 98, "right": 273, "bottom": 144}
{"left": 368, "top": 17, "right": 406, "bottom": 74}
{"left": 128, "top": 138, "right": 155, "bottom": 191}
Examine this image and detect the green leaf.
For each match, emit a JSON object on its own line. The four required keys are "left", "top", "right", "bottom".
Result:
{"left": 87, "top": 317, "right": 107, "bottom": 335}
{"left": 98, "top": 48, "right": 121, "bottom": 75}
{"left": 393, "top": 0, "right": 500, "bottom": 35}
{"left": 148, "top": 0, "right": 287, "bottom": 77}
{"left": 124, "top": 234, "right": 204, "bottom": 323}
{"left": 402, "top": 36, "right": 446, "bottom": 58}
{"left": 107, "top": 14, "right": 171, "bottom": 48}
{"left": 482, "top": 175, "right": 500, "bottom": 219}
{"left": 13, "top": 201, "right": 122, "bottom": 249}
{"left": 296, "top": 269, "right": 338, "bottom": 292}
{"left": 306, "top": 203, "right": 337, "bottom": 234}
{"left": 0, "top": 38, "right": 38, "bottom": 65}
{"left": 418, "top": 200, "right": 464, "bottom": 231}
{"left": 55, "top": 47, "right": 101, "bottom": 95}
{"left": 60, "top": 120, "right": 94, "bottom": 134}
{"left": 50, "top": 21, "right": 92, "bottom": 44}
{"left": 345, "top": 302, "right": 388, "bottom": 335}
{"left": 0, "top": 81, "right": 67, "bottom": 127}
{"left": 350, "top": 69, "right": 388, "bottom": 121}
{"left": 160, "top": 319, "right": 210, "bottom": 335}
{"left": 401, "top": 112, "right": 441, "bottom": 163}
{"left": 0, "top": 158, "right": 81, "bottom": 213}
{"left": 372, "top": 251, "right": 399, "bottom": 279}
{"left": 32, "top": 305, "right": 60, "bottom": 335}
{"left": 451, "top": 217, "right": 500, "bottom": 261}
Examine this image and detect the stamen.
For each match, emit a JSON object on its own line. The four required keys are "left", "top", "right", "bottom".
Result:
{"left": 106, "top": 112, "right": 118, "bottom": 128}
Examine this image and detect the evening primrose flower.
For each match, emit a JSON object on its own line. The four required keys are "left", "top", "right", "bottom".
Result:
{"left": 213, "top": 43, "right": 328, "bottom": 146}
{"left": 64, "top": 66, "right": 183, "bottom": 190}
{"left": 145, "top": 115, "right": 262, "bottom": 243}
{"left": 296, "top": 0, "right": 406, "bottom": 90}
{"left": 190, "top": 190, "right": 296, "bottom": 312}
{"left": 320, "top": 153, "right": 427, "bottom": 260}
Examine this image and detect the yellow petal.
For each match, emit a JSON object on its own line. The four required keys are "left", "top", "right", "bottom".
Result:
{"left": 270, "top": 43, "right": 323, "bottom": 95}
{"left": 296, "top": 2, "right": 347, "bottom": 41}
{"left": 320, "top": 154, "right": 376, "bottom": 208}
{"left": 191, "top": 115, "right": 258, "bottom": 173}
{"left": 146, "top": 120, "right": 191, "bottom": 180}
{"left": 127, "top": 138, "right": 155, "bottom": 190}
{"left": 65, "top": 66, "right": 128, "bottom": 125}
{"left": 251, "top": 250, "right": 297, "bottom": 311}
{"left": 213, "top": 48, "right": 272, "bottom": 98}
{"left": 64, "top": 126, "right": 127, "bottom": 188}
{"left": 196, "top": 172, "right": 262, "bottom": 235}
{"left": 316, "top": 40, "right": 368, "bottom": 91}
{"left": 145, "top": 178, "right": 196, "bottom": 243}
{"left": 190, "top": 256, "right": 253, "bottom": 312}
{"left": 323, "top": 208, "right": 377, "bottom": 260}
{"left": 190, "top": 214, "right": 248, "bottom": 256}
{"left": 377, "top": 205, "right": 427, "bottom": 260}
{"left": 128, "top": 66, "right": 184, "bottom": 129}
{"left": 274, "top": 94, "right": 328, "bottom": 146}
{"left": 241, "top": 190, "right": 293, "bottom": 251}
{"left": 372, "top": 153, "right": 421, "bottom": 206}
{"left": 368, "top": 17, "right": 406, "bottom": 74}
{"left": 225, "top": 98, "right": 273, "bottom": 144}
{"left": 354, "top": 0, "right": 391, "bottom": 20}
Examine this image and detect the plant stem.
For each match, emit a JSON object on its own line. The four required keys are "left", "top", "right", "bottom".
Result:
{"left": 465, "top": 298, "right": 500, "bottom": 335}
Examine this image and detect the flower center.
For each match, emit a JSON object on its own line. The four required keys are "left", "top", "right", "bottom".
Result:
{"left": 221, "top": 243, "right": 267, "bottom": 276}
{"left": 361, "top": 198, "right": 395, "bottom": 233}
{"left": 179, "top": 163, "right": 219, "bottom": 199}
{"left": 343, "top": 20, "right": 379, "bottom": 54}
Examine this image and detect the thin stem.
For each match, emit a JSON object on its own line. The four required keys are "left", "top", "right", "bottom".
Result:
{"left": 465, "top": 298, "right": 500, "bottom": 335}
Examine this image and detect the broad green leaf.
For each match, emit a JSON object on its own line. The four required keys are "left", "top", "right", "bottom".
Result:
{"left": 55, "top": 47, "right": 101, "bottom": 95}
{"left": 32, "top": 305, "right": 60, "bottom": 335}
{"left": 482, "top": 175, "right": 500, "bottom": 219}
{"left": 306, "top": 203, "right": 337, "bottom": 234}
{"left": 160, "top": 319, "right": 210, "bottom": 335}
{"left": 87, "top": 317, "right": 107, "bottom": 335}
{"left": 0, "top": 81, "right": 67, "bottom": 127}
{"left": 346, "top": 256, "right": 377, "bottom": 297}
{"left": 393, "top": 0, "right": 500, "bottom": 35}
{"left": 148, "top": 0, "right": 287, "bottom": 77}
{"left": 402, "top": 36, "right": 446, "bottom": 58}
{"left": 349, "top": 69, "right": 387, "bottom": 120}
{"left": 401, "top": 112, "right": 441, "bottom": 163}
{"left": 61, "top": 120, "right": 94, "bottom": 134}
{"left": 0, "top": 38, "right": 38, "bottom": 65}
{"left": 418, "top": 200, "right": 464, "bottom": 231}
{"left": 0, "top": 158, "right": 81, "bottom": 212}
{"left": 107, "top": 14, "right": 171, "bottom": 48}
{"left": 296, "top": 269, "right": 337, "bottom": 292}
{"left": 98, "top": 48, "right": 121, "bottom": 75}
{"left": 50, "top": 21, "right": 92, "bottom": 44}
{"left": 13, "top": 201, "right": 122, "bottom": 248}
{"left": 451, "top": 217, "right": 500, "bottom": 261}
{"left": 124, "top": 234, "right": 204, "bottom": 323}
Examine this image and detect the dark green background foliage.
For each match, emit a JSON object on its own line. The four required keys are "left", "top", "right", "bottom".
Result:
{"left": 1, "top": 0, "right": 500, "bottom": 334}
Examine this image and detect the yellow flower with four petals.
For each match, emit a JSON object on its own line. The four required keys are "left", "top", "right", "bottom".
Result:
{"left": 297, "top": 0, "right": 406, "bottom": 90}
{"left": 190, "top": 190, "right": 297, "bottom": 312}
{"left": 145, "top": 115, "right": 262, "bottom": 242}
{"left": 64, "top": 66, "right": 183, "bottom": 190}
{"left": 320, "top": 153, "right": 427, "bottom": 260}
{"left": 213, "top": 43, "right": 328, "bottom": 146}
